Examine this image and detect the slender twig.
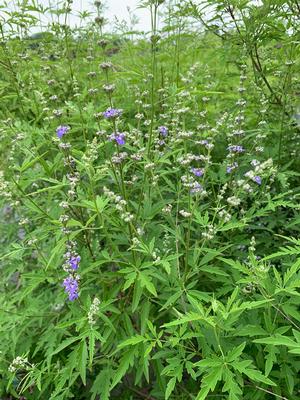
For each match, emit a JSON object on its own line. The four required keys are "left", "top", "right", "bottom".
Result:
{"left": 271, "top": 304, "right": 300, "bottom": 331}
{"left": 125, "top": 384, "right": 156, "bottom": 400}
{"left": 245, "top": 383, "right": 288, "bottom": 400}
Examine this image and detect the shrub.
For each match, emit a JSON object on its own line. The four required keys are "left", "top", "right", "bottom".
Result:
{"left": 0, "top": 1, "right": 299, "bottom": 399}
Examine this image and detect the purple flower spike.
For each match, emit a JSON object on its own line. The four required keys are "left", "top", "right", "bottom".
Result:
{"left": 103, "top": 108, "right": 122, "bottom": 119}
{"left": 63, "top": 276, "right": 79, "bottom": 301}
{"left": 69, "top": 255, "right": 81, "bottom": 270}
{"left": 190, "top": 182, "right": 203, "bottom": 194}
{"left": 109, "top": 132, "right": 126, "bottom": 145}
{"left": 191, "top": 168, "right": 204, "bottom": 177}
{"left": 226, "top": 162, "right": 238, "bottom": 173}
{"left": 228, "top": 145, "right": 244, "bottom": 153}
{"left": 56, "top": 125, "right": 70, "bottom": 139}
{"left": 158, "top": 126, "right": 168, "bottom": 137}
{"left": 254, "top": 176, "right": 262, "bottom": 185}
{"left": 115, "top": 132, "right": 126, "bottom": 145}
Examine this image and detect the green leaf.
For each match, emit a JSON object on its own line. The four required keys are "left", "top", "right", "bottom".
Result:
{"left": 132, "top": 279, "right": 143, "bottom": 312}
{"left": 140, "top": 300, "right": 150, "bottom": 336}
{"left": 222, "top": 368, "right": 242, "bottom": 400}
{"left": 237, "top": 325, "right": 268, "bottom": 337}
{"left": 139, "top": 272, "right": 157, "bottom": 296}
{"left": 284, "top": 258, "right": 300, "bottom": 285}
{"left": 111, "top": 348, "right": 136, "bottom": 389}
{"left": 123, "top": 271, "right": 137, "bottom": 290}
{"left": 217, "top": 221, "right": 247, "bottom": 231}
{"left": 162, "top": 260, "right": 171, "bottom": 274}
{"left": 195, "top": 358, "right": 223, "bottom": 368}
{"left": 160, "top": 290, "right": 182, "bottom": 311}
{"left": 232, "top": 360, "right": 276, "bottom": 386}
{"left": 19, "top": 151, "right": 48, "bottom": 172}
{"left": 265, "top": 346, "right": 277, "bottom": 376}
{"left": 165, "top": 377, "right": 176, "bottom": 400}
{"left": 55, "top": 318, "right": 84, "bottom": 329}
{"left": 91, "top": 368, "right": 112, "bottom": 400}
{"left": 118, "top": 335, "right": 146, "bottom": 349}
{"left": 241, "top": 299, "right": 274, "bottom": 310}
{"left": 254, "top": 335, "right": 299, "bottom": 348}
{"left": 282, "top": 364, "right": 294, "bottom": 395}
{"left": 78, "top": 340, "right": 88, "bottom": 385}
{"left": 162, "top": 312, "right": 215, "bottom": 328}
{"left": 199, "top": 265, "right": 229, "bottom": 277}
{"left": 88, "top": 330, "right": 95, "bottom": 367}
{"left": 288, "top": 348, "right": 300, "bottom": 354}
{"left": 196, "top": 366, "right": 224, "bottom": 400}
{"left": 96, "top": 195, "right": 109, "bottom": 212}
{"left": 218, "top": 257, "right": 249, "bottom": 274}
{"left": 226, "top": 342, "right": 246, "bottom": 362}
{"left": 51, "top": 336, "right": 81, "bottom": 356}
{"left": 242, "top": 367, "right": 276, "bottom": 386}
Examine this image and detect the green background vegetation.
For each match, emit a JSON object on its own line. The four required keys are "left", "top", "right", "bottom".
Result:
{"left": 0, "top": 0, "right": 300, "bottom": 399}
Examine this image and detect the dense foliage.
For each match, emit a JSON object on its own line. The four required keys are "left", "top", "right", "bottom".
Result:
{"left": 0, "top": 0, "right": 300, "bottom": 399}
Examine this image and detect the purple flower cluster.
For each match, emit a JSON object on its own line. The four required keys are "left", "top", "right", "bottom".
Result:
{"left": 158, "top": 126, "right": 168, "bottom": 137}
{"left": 69, "top": 255, "right": 81, "bottom": 270}
{"left": 190, "top": 182, "right": 203, "bottom": 194}
{"left": 254, "top": 176, "right": 262, "bottom": 185}
{"left": 62, "top": 247, "right": 81, "bottom": 301}
{"left": 226, "top": 162, "right": 238, "bottom": 173}
{"left": 103, "top": 108, "right": 122, "bottom": 119}
{"left": 191, "top": 167, "right": 204, "bottom": 177}
{"left": 56, "top": 125, "right": 70, "bottom": 139}
{"left": 63, "top": 276, "right": 79, "bottom": 301}
{"left": 196, "top": 139, "right": 214, "bottom": 150}
{"left": 244, "top": 170, "right": 262, "bottom": 185}
{"left": 228, "top": 145, "right": 244, "bottom": 153}
{"left": 110, "top": 132, "right": 126, "bottom": 145}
